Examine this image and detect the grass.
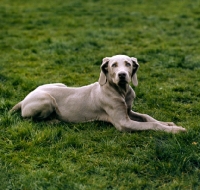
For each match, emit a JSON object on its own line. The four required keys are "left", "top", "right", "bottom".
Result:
{"left": 0, "top": 0, "right": 200, "bottom": 189}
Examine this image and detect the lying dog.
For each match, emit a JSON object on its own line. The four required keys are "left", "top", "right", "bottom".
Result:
{"left": 11, "top": 55, "right": 186, "bottom": 133}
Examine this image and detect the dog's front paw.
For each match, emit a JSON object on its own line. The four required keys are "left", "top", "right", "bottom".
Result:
{"left": 171, "top": 126, "right": 186, "bottom": 133}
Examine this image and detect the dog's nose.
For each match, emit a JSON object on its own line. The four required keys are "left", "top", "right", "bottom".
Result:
{"left": 118, "top": 72, "right": 126, "bottom": 78}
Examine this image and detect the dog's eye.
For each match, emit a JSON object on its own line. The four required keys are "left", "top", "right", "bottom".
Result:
{"left": 111, "top": 63, "right": 117, "bottom": 67}
{"left": 125, "top": 62, "right": 131, "bottom": 67}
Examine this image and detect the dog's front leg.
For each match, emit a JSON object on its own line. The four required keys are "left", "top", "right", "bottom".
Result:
{"left": 107, "top": 106, "right": 186, "bottom": 133}
{"left": 128, "top": 110, "right": 158, "bottom": 122}
{"left": 113, "top": 117, "right": 186, "bottom": 133}
{"left": 129, "top": 110, "right": 178, "bottom": 127}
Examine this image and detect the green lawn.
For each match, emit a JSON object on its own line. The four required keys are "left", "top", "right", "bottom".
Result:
{"left": 1, "top": 0, "right": 200, "bottom": 189}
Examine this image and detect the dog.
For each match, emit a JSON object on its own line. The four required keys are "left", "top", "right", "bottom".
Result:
{"left": 11, "top": 55, "right": 186, "bottom": 133}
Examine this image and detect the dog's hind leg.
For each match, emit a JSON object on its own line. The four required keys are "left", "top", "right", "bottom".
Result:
{"left": 21, "top": 92, "right": 58, "bottom": 120}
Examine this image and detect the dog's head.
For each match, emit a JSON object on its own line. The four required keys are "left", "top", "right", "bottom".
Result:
{"left": 99, "top": 55, "right": 139, "bottom": 87}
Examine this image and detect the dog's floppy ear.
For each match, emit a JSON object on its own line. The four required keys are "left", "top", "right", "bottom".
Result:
{"left": 131, "top": 57, "right": 139, "bottom": 86}
{"left": 98, "top": 57, "right": 110, "bottom": 86}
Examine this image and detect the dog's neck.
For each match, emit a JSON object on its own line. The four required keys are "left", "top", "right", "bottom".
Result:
{"left": 117, "top": 83, "right": 129, "bottom": 95}
{"left": 108, "top": 81, "right": 129, "bottom": 97}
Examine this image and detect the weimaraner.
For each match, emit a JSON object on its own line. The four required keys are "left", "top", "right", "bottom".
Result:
{"left": 11, "top": 55, "right": 186, "bottom": 133}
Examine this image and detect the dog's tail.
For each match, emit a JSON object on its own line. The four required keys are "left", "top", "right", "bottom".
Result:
{"left": 10, "top": 101, "right": 22, "bottom": 113}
